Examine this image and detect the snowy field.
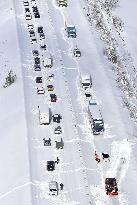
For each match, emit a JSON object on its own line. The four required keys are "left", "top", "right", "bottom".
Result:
{"left": 0, "top": 0, "right": 137, "bottom": 205}
{"left": 0, "top": 0, "right": 31, "bottom": 204}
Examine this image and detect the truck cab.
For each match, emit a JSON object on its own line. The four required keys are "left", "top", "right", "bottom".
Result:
{"left": 80, "top": 73, "right": 92, "bottom": 89}
{"left": 66, "top": 25, "right": 76, "bottom": 38}
{"left": 88, "top": 100, "right": 104, "bottom": 135}
{"left": 49, "top": 181, "right": 58, "bottom": 196}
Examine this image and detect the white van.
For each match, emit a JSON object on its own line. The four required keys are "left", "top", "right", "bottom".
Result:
{"left": 39, "top": 105, "right": 50, "bottom": 125}
{"left": 49, "top": 181, "right": 58, "bottom": 196}
{"left": 43, "top": 57, "right": 53, "bottom": 68}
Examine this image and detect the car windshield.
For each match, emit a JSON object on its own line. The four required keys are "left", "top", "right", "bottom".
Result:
{"left": 50, "top": 189, "right": 57, "bottom": 191}
{"left": 83, "top": 83, "right": 90, "bottom": 86}
{"left": 94, "top": 122, "right": 103, "bottom": 132}
{"left": 85, "top": 93, "right": 91, "bottom": 97}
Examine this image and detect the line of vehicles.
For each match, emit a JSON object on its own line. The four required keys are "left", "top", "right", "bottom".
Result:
{"left": 64, "top": 20, "right": 105, "bottom": 135}
{"left": 66, "top": 20, "right": 118, "bottom": 196}
{"left": 80, "top": 73, "right": 118, "bottom": 195}
{"left": 23, "top": 0, "right": 118, "bottom": 198}
{"left": 24, "top": 0, "right": 40, "bottom": 20}
{"left": 23, "top": 0, "right": 64, "bottom": 197}
{"left": 80, "top": 73, "right": 104, "bottom": 135}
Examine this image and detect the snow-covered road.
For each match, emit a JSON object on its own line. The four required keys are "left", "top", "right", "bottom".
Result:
{"left": 1, "top": 0, "right": 137, "bottom": 204}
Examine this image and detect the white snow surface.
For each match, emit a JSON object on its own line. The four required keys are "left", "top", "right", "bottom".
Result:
{"left": 0, "top": 0, "right": 137, "bottom": 205}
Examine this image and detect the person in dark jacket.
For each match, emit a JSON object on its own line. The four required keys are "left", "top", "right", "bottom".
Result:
{"left": 60, "top": 183, "right": 64, "bottom": 190}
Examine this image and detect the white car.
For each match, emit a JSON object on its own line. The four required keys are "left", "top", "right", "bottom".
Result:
{"left": 47, "top": 74, "right": 54, "bottom": 81}
{"left": 43, "top": 57, "right": 53, "bottom": 68}
{"left": 23, "top": 0, "right": 29, "bottom": 6}
{"left": 49, "top": 181, "right": 58, "bottom": 196}
{"left": 37, "top": 87, "right": 45, "bottom": 94}
{"left": 25, "top": 13, "right": 32, "bottom": 20}
{"left": 31, "top": 0, "right": 36, "bottom": 6}
{"left": 40, "top": 40, "right": 47, "bottom": 51}
{"left": 73, "top": 48, "right": 81, "bottom": 57}
{"left": 54, "top": 126, "right": 62, "bottom": 134}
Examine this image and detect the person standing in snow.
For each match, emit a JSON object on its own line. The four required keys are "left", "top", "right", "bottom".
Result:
{"left": 60, "top": 183, "right": 64, "bottom": 190}
{"left": 55, "top": 157, "right": 60, "bottom": 164}
{"left": 94, "top": 151, "right": 100, "bottom": 163}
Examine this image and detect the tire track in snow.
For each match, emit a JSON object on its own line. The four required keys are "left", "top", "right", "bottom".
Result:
{"left": 75, "top": 2, "right": 136, "bottom": 205}
{"left": 0, "top": 181, "right": 37, "bottom": 200}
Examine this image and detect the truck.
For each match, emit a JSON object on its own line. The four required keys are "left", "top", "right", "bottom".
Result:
{"left": 66, "top": 24, "right": 76, "bottom": 38}
{"left": 38, "top": 105, "right": 50, "bottom": 125}
{"left": 88, "top": 100, "right": 104, "bottom": 135}
{"left": 80, "top": 73, "right": 92, "bottom": 89}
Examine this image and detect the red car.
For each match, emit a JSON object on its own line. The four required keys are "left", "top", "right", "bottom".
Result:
{"left": 50, "top": 94, "right": 57, "bottom": 102}
{"left": 105, "top": 178, "right": 118, "bottom": 196}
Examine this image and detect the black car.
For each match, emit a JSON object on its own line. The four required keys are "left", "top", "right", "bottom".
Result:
{"left": 47, "top": 161, "right": 55, "bottom": 171}
{"left": 34, "top": 64, "right": 41, "bottom": 71}
{"left": 40, "top": 43, "right": 46, "bottom": 50}
{"left": 32, "top": 50, "right": 39, "bottom": 56}
{"left": 85, "top": 92, "right": 91, "bottom": 98}
{"left": 32, "top": 6, "right": 38, "bottom": 12}
{"left": 52, "top": 114, "right": 62, "bottom": 123}
{"left": 73, "top": 48, "right": 81, "bottom": 57}
{"left": 34, "top": 12, "right": 40, "bottom": 18}
{"left": 25, "top": 7, "right": 30, "bottom": 13}
{"left": 29, "top": 30, "right": 35, "bottom": 37}
{"left": 36, "top": 77, "right": 42, "bottom": 83}
{"left": 39, "top": 32, "right": 45, "bottom": 39}
{"left": 38, "top": 26, "right": 43, "bottom": 33}
{"left": 34, "top": 57, "right": 40, "bottom": 64}
{"left": 43, "top": 138, "right": 51, "bottom": 146}
{"left": 50, "top": 94, "right": 57, "bottom": 102}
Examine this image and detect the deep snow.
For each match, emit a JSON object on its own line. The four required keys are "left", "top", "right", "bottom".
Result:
{"left": 0, "top": 0, "right": 31, "bottom": 204}
{"left": 1, "top": 0, "right": 137, "bottom": 204}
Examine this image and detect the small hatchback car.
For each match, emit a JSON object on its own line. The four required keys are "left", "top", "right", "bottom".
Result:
{"left": 32, "top": 50, "right": 39, "bottom": 57}
{"left": 47, "top": 161, "right": 55, "bottom": 171}
{"left": 50, "top": 94, "right": 57, "bottom": 102}
{"left": 47, "top": 85, "right": 54, "bottom": 91}
{"left": 54, "top": 126, "right": 62, "bottom": 134}
{"left": 73, "top": 48, "right": 81, "bottom": 57}
{"left": 38, "top": 26, "right": 43, "bottom": 33}
{"left": 34, "top": 64, "right": 41, "bottom": 71}
{"left": 37, "top": 87, "right": 45, "bottom": 94}
{"left": 36, "top": 77, "right": 42, "bottom": 83}
{"left": 52, "top": 114, "right": 62, "bottom": 123}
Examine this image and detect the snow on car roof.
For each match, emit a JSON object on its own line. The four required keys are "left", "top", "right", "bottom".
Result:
{"left": 38, "top": 103, "right": 49, "bottom": 113}
{"left": 88, "top": 100, "right": 102, "bottom": 120}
